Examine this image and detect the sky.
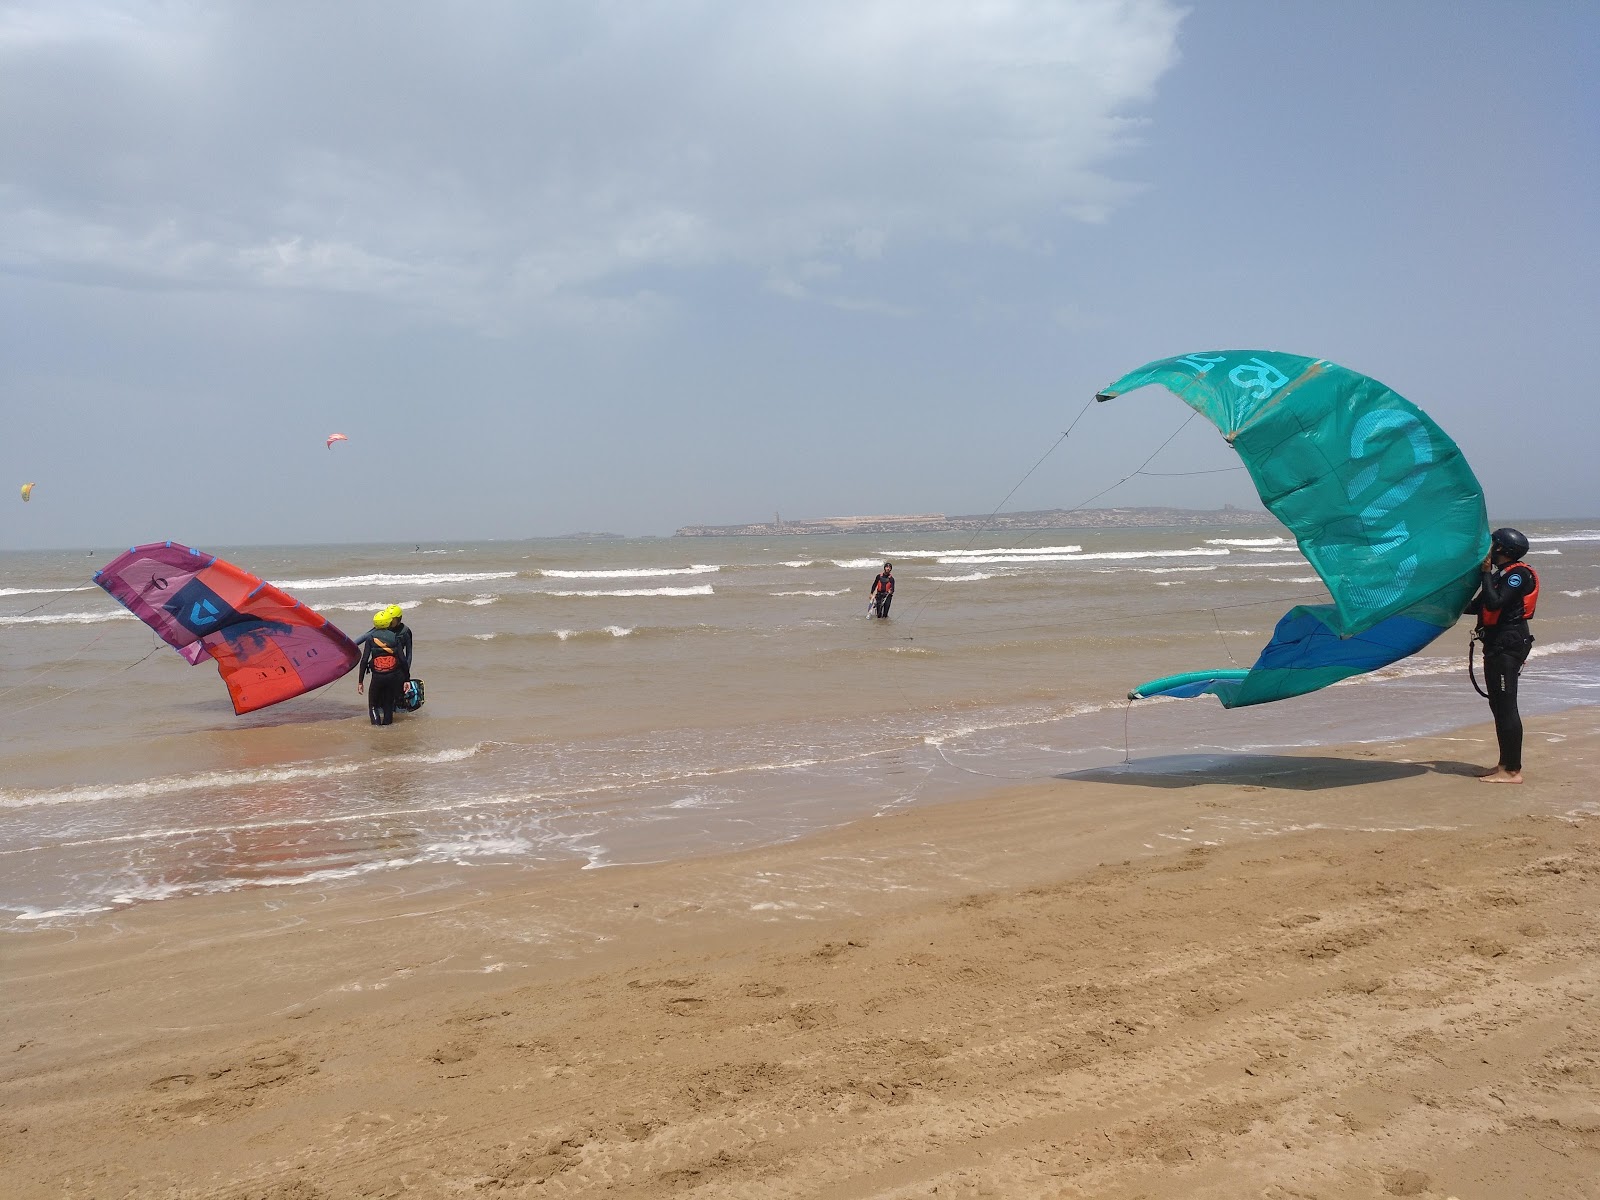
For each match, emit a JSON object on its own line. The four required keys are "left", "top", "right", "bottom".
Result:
{"left": 2, "top": 0, "right": 1596, "bottom": 549}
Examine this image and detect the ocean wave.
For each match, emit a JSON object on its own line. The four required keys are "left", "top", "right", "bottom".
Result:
{"left": 318, "top": 599, "right": 423, "bottom": 615}
{"left": 1267, "top": 576, "right": 1322, "bottom": 583}
{"left": 553, "top": 626, "right": 636, "bottom": 640}
{"left": 437, "top": 594, "right": 499, "bottom": 606}
{"left": 539, "top": 565, "right": 719, "bottom": 579}
{"left": 1130, "top": 566, "right": 1218, "bottom": 574}
{"left": 275, "top": 571, "right": 517, "bottom": 590}
{"left": 830, "top": 558, "right": 887, "bottom": 570}
{"left": 1349, "top": 637, "right": 1600, "bottom": 685}
{"left": 1528, "top": 549, "right": 1562, "bottom": 555}
{"left": 1531, "top": 532, "right": 1600, "bottom": 542}
{"left": 0, "top": 744, "right": 489, "bottom": 809}
{"left": 927, "top": 572, "right": 994, "bottom": 582}
{"left": 770, "top": 588, "right": 850, "bottom": 596}
{"left": 1560, "top": 588, "right": 1600, "bottom": 598}
{"left": 0, "top": 585, "right": 95, "bottom": 597}
{"left": 779, "top": 560, "right": 820, "bottom": 568}
{"left": 942, "top": 548, "right": 1231, "bottom": 565}
{"left": 885, "top": 545, "right": 1083, "bottom": 559}
{"left": 540, "top": 585, "right": 714, "bottom": 598}
{"left": 1205, "top": 537, "right": 1286, "bottom": 547}
{"left": 0, "top": 609, "right": 133, "bottom": 626}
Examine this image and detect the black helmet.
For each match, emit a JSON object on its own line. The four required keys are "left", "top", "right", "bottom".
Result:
{"left": 1490, "top": 527, "right": 1529, "bottom": 559}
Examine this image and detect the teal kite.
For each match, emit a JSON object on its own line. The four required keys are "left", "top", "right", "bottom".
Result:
{"left": 1097, "top": 350, "right": 1489, "bottom": 707}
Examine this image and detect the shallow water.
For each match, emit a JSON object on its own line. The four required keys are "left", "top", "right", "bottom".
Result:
{"left": 3, "top": 523, "right": 1598, "bottom": 924}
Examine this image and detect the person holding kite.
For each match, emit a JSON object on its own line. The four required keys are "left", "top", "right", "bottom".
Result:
{"left": 1467, "top": 528, "right": 1539, "bottom": 784}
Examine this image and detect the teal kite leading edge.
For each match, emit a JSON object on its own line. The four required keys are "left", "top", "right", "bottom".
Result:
{"left": 1097, "top": 351, "right": 1489, "bottom": 708}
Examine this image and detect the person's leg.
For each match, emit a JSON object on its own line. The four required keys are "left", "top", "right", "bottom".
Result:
{"left": 1481, "top": 645, "right": 1528, "bottom": 783}
{"left": 1481, "top": 657, "right": 1508, "bottom": 773}
{"left": 881, "top": 593, "right": 892, "bottom": 618}
{"left": 375, "top": 676, "right": 399, "bottom": 726}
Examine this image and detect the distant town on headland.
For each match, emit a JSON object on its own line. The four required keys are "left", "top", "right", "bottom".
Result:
{"left": 674, "top": 506, "right": 1276, "bottom": 537}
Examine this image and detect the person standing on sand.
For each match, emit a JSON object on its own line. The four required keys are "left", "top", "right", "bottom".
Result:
{"left": 869, "top": 562, "right": 895, "bottom": 618}
{"left": 1466, "top": 528, "right": 1539, "bottom": 784}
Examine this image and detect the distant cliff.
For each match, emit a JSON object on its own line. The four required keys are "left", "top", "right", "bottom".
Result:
{"left": 674, "top": 506, "right": 1277, "bottom": 537}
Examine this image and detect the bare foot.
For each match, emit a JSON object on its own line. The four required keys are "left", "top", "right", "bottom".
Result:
{"left": 1479, "top": 769, "right": 1523, "bottom": 785}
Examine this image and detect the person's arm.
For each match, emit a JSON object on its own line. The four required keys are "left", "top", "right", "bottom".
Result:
{"left": 1477, "top": 568, "right": 1510, "bottom": 613}
{"left": 400, "top": 626, "right": 414, "bottom": 668}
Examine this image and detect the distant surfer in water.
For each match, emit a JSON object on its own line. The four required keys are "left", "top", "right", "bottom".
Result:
{"left": 355, "top": 605, "right": 412, "bottom": 726}
{"left": 869, "top": 562, "right": 895, "bottom": 618}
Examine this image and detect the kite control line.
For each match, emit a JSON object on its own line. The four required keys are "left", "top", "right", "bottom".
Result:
{"left": 1467, "top": 635, "right": 1490, "bottom": 699}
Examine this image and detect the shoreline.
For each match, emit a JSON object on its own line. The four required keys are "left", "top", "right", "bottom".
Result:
{"left": 5, "top": 707, "right": 1599, "bottom": 1197}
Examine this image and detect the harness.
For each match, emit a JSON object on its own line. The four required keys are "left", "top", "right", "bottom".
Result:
{"left": 874, "top": 573, "right": 894, "bottom": 595}
{"left": 369, "top": 634, "right": 402, "bottom": 675}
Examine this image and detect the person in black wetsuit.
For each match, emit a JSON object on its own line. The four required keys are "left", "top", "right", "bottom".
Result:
{"left": 355, "top": 607, "right": 410, "bottom": 726}
{"left": 1466, "top": 527, "right": 1539, "bottom": 784}
{"left": 869, "top": 562, "right": 895, "bottom": 618}
{"left": 383, "top": 606, "right": 414, "bottom": 678}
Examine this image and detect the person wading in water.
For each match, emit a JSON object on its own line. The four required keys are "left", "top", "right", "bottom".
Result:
{"left": 869, "top": 562, "right": 895, "bottom": 618}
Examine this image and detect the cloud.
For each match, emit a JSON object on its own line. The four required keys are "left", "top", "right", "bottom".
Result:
{"left": 0, "top": 0, "right": 1183, "bottom": 326}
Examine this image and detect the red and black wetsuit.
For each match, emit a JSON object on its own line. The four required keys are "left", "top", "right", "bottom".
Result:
{"left": 1466, "top": 560, "right": 1539, "bottom": 772}
{"left": 870, "top": 571, "right": 895, "bottom": 618}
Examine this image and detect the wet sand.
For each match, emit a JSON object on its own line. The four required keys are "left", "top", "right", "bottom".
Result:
{"left": 4, "top": 709, "right": 1599, "bottom": 1199}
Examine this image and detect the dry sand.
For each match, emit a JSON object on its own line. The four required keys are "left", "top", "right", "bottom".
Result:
{"left": 4, "top": 710, "right": 1599, "bottom": 1199}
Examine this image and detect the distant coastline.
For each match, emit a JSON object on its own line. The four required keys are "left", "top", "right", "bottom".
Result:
{"left": 674, "top": 506, "right": 1277, "bottom": 537}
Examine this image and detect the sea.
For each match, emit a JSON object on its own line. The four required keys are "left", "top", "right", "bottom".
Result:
{"left": 4, "top": 523, "right": 1599, "bottom": 927}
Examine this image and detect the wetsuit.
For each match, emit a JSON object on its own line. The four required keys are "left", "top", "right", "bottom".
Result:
{"left": 356, "top": 626, "right": 408, "bottom": 725}
{"left": 870, "top": 571, "right": 895, "bottom": 618}
{"left": 386, "top": 621, "right": 414, "bottom": 675}
{"left": 1466, "top": 561, "right": 1538, "bottom": 773}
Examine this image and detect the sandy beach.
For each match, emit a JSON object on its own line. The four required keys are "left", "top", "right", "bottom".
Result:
{"left": 5, "top": 708, "right": 1598, "bottom": 1199}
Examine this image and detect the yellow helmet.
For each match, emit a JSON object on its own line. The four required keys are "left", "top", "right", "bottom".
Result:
{"left": 372, "top": 608, "right": 392, "bottom": 629}
{"left": 381, "top": 604, "right": 404, "bottom": 627}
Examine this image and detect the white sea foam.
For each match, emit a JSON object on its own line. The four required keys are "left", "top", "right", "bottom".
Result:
{"left": 831, "top": 558, "right": 886, "bottom": 570}
{"left": 779, "top": 560, "right": 820, "bottom": 568}
{"left": 0, "top": 609, "right": 134, "bottom": 626}
{"left": 0, "top": 585, "right": 95, "bottom": 597}
{"left": 472, "top": 633, "right": 497, "bottom": 640}
{"left": 541, "top": 585, "right": 714, "bottom": 598}
{"left": 1206, "top": 537, "right": 1286, "bottom": 547}
{"left": 1131, "top": 566, "right": 1218, "bottom": 574}
{"left": 770, "top": 588, "right": 850, "bottom": 597}
{"left": 1528, "top": 549, "right": 1562, "bottom": 555}
{"left": 539, "top": 565, "right": 718, "bottom": 579}
{"left": 605, "top": 625, "right": 634, "bottom": 637}
{"left": 1530, "top": 532, "right": 1600, "bottom": 542}
{"left": 437, "top": 594, "right": 499, "bottom": 606}
{"left": 0, "top": 745, "right": 489, "bottom": 809}
{"left": 927, "top": 572, "right": 994, "bottom": 582}
{"left": 553, "top": 626, "right": 636, "bottom": 639}
{"left": 276, "top": 571, "right": 516, "bottom": 590}
{"left": 1267, "top": 576, "right": 1322, "bottom": 583}
{"left": 1560, "top": 588, "right": 1600, "bottom": 598}
{"left": 943, "top": 548, "right": 1230, "bottom": 565}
